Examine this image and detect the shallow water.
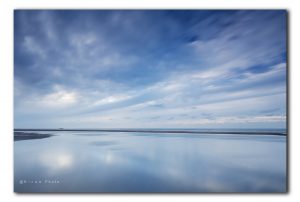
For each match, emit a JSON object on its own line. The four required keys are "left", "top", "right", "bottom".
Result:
{"left": 14, "top": 130, "right": 286, "bottom": 192}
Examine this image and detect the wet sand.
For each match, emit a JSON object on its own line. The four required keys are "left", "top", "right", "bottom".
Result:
{"left": 14, "top": 132, "right": 54, "bottom": 141}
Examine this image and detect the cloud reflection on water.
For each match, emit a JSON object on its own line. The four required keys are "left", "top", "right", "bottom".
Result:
{"left": 39, "top": 150, "right": 74, "bottom": 171}
{"left": 14, "top": 131, "right": 286, "bottom": 192}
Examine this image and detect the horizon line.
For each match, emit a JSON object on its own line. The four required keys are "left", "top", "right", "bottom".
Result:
{"left": 13, "top": 128, "right": 287, "bottom": 136}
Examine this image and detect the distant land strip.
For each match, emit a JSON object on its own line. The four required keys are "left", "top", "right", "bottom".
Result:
{"left": 14, "top": 132, "right": 54, "bottom": 141}
{"left": 14, "top": 129, "right": 287, "bottom": 136}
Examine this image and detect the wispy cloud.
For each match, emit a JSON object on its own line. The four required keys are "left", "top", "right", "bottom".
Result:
{"left": 14, "top": 10, "right": 287, "bottom": 128}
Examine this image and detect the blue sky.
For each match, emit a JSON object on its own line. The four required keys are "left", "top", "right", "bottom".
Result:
{"left": 14, "top": 10, "right": 287, "bottom": 129}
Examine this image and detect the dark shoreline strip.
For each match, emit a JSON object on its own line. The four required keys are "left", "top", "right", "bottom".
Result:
{"left": 14, "top": 129, "right": 286, "bottom": 136}
{"left": 14, "top": 132, "right": 54, "bottom": 141}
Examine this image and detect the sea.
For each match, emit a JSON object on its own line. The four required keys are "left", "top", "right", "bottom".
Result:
{"left": 14, "top": 128, "right": 287, "bottom": 193}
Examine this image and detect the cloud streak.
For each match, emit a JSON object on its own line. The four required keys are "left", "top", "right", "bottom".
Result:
{"left": 14, "top": 10, "right": 287, "bottom": 128}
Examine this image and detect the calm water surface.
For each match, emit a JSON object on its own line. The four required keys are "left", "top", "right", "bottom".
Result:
{"left": 14, "top": 130, "right": 286, "bottom": 192}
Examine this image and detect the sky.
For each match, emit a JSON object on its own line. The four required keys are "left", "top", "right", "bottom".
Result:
{"left": 14, "top": 10, "right": 287, "bottom": 129}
